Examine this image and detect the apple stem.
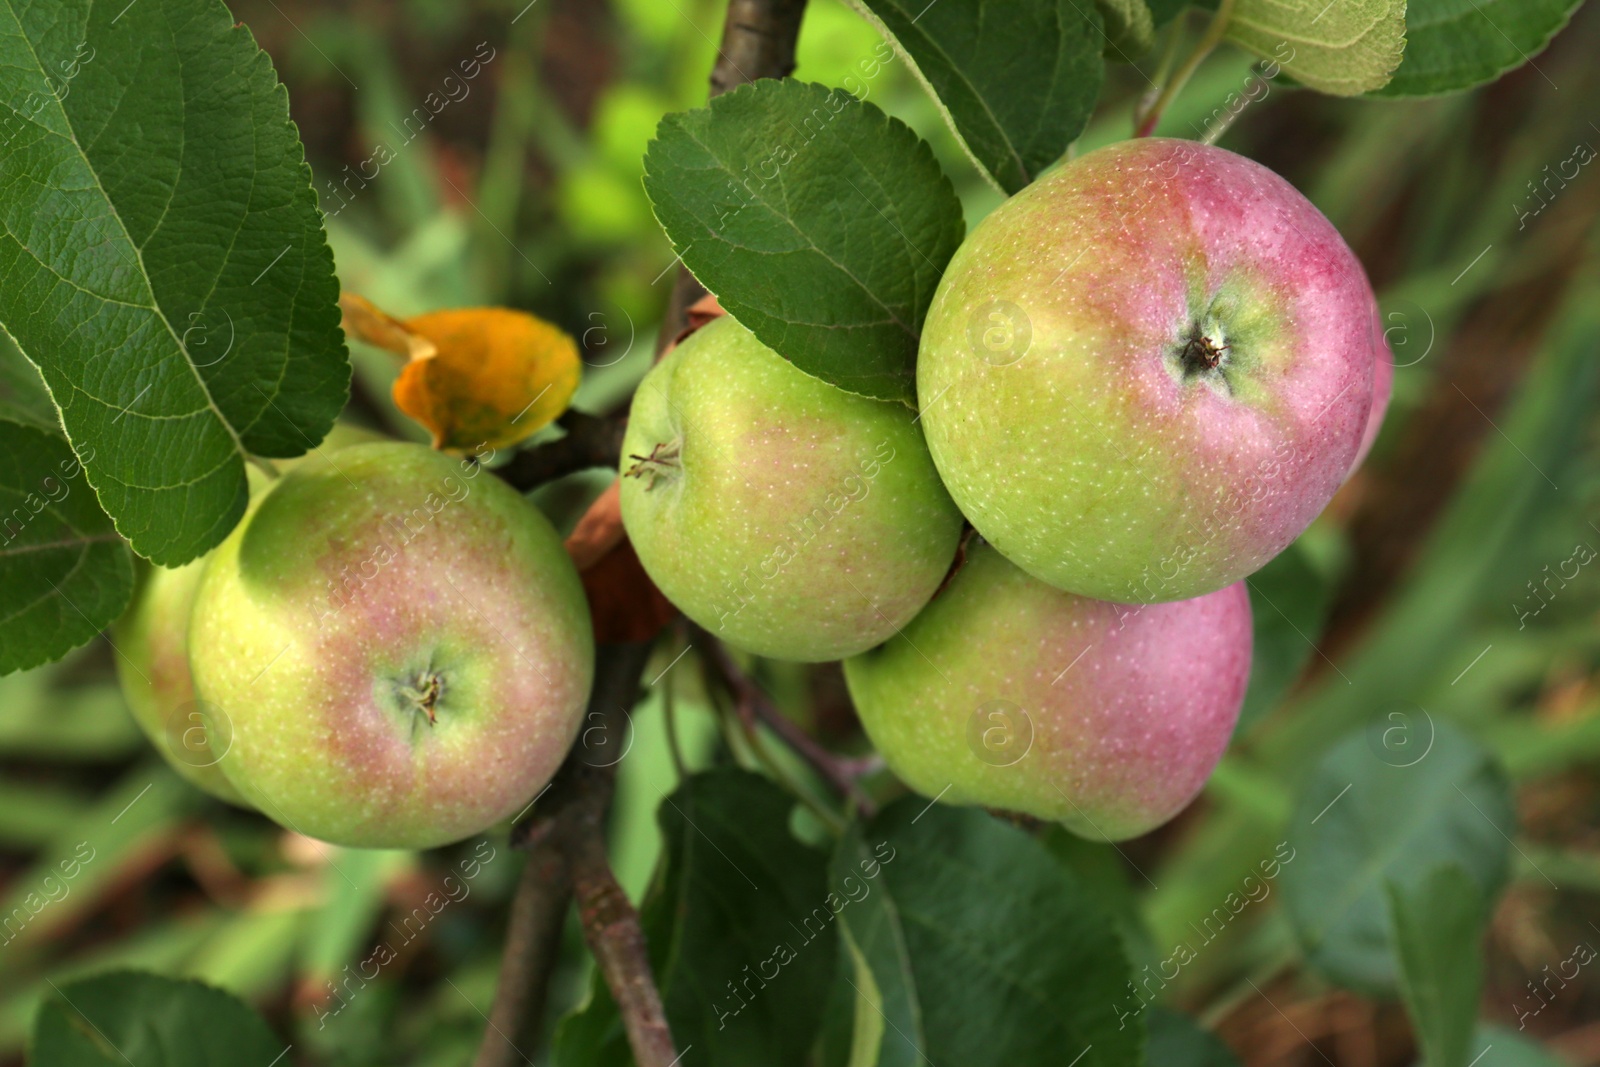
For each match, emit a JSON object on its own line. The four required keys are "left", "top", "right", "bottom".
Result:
{"left": 622, "top": 440, "right": 682, "bottom": 490}
{"left": 1133, "top": 0, "right": 1237, "bottom": 138}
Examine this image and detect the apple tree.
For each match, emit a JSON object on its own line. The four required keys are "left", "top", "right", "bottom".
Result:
{"left": 0, "top": 0, "right": 1589, "bottom": 1064}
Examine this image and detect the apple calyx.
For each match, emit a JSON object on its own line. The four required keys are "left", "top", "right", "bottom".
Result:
{"left": 398, "top": 669, "right": 445, "bottom": 726}
{"left": 1178, "top": 321, "right": 1231, "bottom": 378}
{"left": 624, "top": 440, "right": 683, "bottom": 490}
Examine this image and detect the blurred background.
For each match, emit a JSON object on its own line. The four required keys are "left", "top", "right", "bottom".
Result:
{"left": 2, "top": 0, "right": 1599, "bottom": 1063}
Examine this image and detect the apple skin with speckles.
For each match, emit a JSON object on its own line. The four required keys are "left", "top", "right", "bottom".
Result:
{"left": 844, "top": 541, "right": 1251, "bottom": 841}
{"left": 917, "top": 138, "right": 1376, "bottom": 603}
{"left": 619, "top": 315, "right": 964, "bottom": 662}
{"left": 188, "top": 442, "right": 593, "bottom": 850}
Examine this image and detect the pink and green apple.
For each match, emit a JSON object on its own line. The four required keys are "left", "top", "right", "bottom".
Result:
{"left": 917, "top": 138, "right": 1377, "bottom": 603}
{"left": 188, "top": 441, "right": 594, "bottom": 849}
{"left": 844, "top": 541, "right": 1251, "bottom": 840}
{"left": 619, "top": 315, "right": 963, "bottom": 662}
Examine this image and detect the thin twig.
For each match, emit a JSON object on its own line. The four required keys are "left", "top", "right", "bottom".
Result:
{"left": 494, "top": 408, "right": 627, "bottom": 491}
{"left": 518, "top": 642, "right": 673, "bottom": 1064}
{"left": 471, "top": 849, "right": 570, "bottom": 1067}
{"left": 691, "top": 624, "right": 879, "bottom": 816}
{"left": 1134, "top": 0, "right": 1236, "bottom": 136}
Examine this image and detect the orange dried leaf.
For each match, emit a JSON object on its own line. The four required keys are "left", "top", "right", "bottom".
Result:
{"left": 397, "top": 307, "right": 580, "bottom": 452}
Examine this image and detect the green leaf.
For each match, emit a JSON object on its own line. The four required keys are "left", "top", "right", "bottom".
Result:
{"left": 844, "top": 1, "right": 1106, "bottom": 190}
{"left": 1224, "top": 0, "right": 1407, "bottom": 95}
{"left": 1097, "top": 0, "right": 1159, "bottom": 56}
{"left": 1146, "top": 1007, "right": 1241, "bottom": 1067}
{"left": 1039, "top": 826, "right": 1159, "bottom": 966}
{"left": 1238, "top": 543, "right": 1333, "bottom": 734}
{"left": 830, "top": 800, "right": 1142, "bottom": 1067}
{"left": 0, "top": 419, "right": 133, "bottom": 675}
{"left": 1386, "top": 865, "right": 1486, "bottom": 1067}
{"left": 31, "top": 970, "right": 284, "bottom": 1065}
{"left": 551, "top": 768, "right": 837, "bottom": 1067}
{"left": 1375, "top": 0, "right": 1581, "bottom": 96}
{"left": 0, "top": 0, "right": 350, "bottom": 565}
{"left": 642, "top": 79, "right": 964, "bottom": 404}
{"left": 1281, "top": 721, "right": 1514, "bottom": 992}
{"left": 0, "top": 333, "right": 56, "bottom": 431}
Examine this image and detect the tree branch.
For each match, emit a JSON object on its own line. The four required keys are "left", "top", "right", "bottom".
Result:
{"left": 472, "top": 849, "right": 570, "bottom": 1067}
{"left": 505, "top": 641, "right": 671, "bottom": 1066}
{"left": 470, "top": 643, "right": 659, "bottom": 1067}
{"left": 711, "top": 0, "right": 809, "bottom": 95}
{"left": 493, "top": 408, "right": 627, "bottom": 492}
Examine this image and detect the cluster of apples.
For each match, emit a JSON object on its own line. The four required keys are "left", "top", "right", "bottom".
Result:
{"left": 116, "top": 137, "right": 1388, "bottom": 850}
{"left": 622, "top": 138, "right": 1390, "bottom": 840}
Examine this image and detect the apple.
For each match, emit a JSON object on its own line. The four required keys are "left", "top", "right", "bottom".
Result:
{"left": 844, "top": 541, "right": 1251, "bottom": 840}
{"left": 116, "top": 559, "right": 250, "bottom": 806}
{"left": 619, "top": 315, "right": 963, "bottom": 662}
{"left": 188, "top": 441, "right": 593, "bottom": 849}
{"left": 114, "top": 424, "right": 384, "bottom": 806}
{"left": 917, "top": 137, "right": 1376, "bottom": 603}
{"left": 1350, "top": 307, "right": 1394, "bottom": 474}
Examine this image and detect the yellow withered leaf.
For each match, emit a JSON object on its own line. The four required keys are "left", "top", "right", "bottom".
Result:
{"left": 339, "top": 294, "right": 581, "bottom": 453}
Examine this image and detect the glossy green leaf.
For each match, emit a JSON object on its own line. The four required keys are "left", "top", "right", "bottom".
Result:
{"left": 32, "top": 970, "right": 283, "bottom": 1066}
{"left": 1225, "top": 0, "right": 1407, "bottom": 95}
{"left": 1281, "top": 721, "right": 1513, "bottom": 992}
{"left": 551, "top": 768, "right": 837, "bottom": 1067}
{"left": 845, "top": 0, "right": 1106, "bottom": 189}
{"left": 1238, "top": 543, "right": 1333, "bottom": 734}
{"left": 830, "top": 800, "right": 1142, "bottom": 1067}
{"left": 0, "top": 0, "right": 350, "bottom": 565}
{"left": 1387, "top": 865, "right": 1486, "bottom": 1067}
{"left": 0, "top": 419, "right": 133, "bottom": 675}
{"left": 642, "top": 79, "right": 964, "bottom": 403}
{"left": 1376, "top": 0, "right": 1582, "bottom": 95}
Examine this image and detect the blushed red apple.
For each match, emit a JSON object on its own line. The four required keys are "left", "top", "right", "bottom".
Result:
{"left": 917, "top": 138, "right": 1376, "bottom": 603}
{"left": 844, "top": 541, "right": 1251, "bottom": 840}
{"left": 188, "top": 442, "right": 593, "bottom": 849}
